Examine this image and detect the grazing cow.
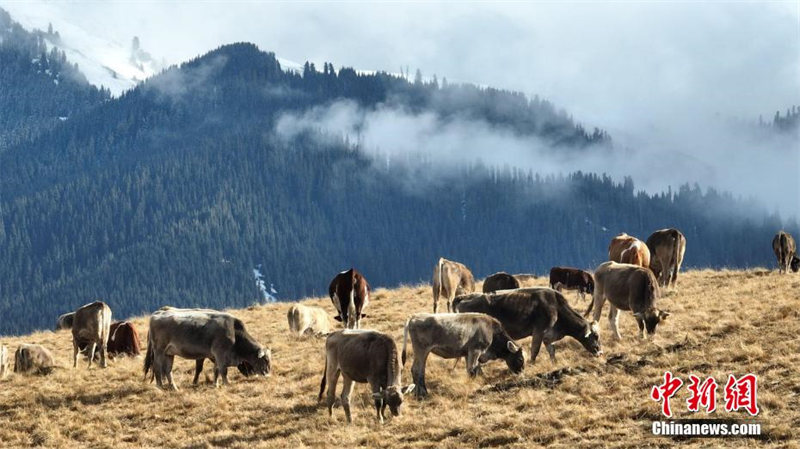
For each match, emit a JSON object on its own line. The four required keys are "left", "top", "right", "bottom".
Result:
{"left": 432, "top": 258, "right": 475, "bottom": 313}
{"left": 772, "top": 231, "right": 798, "bottom": 274}
{"left": 14, "top": 344, "right": 57, "bottom": 375}
{"left": 0, "top": 345, "right": 8, "bottom": 379}
{"left": 586, "top": 261, "right": 669, "bottom": 339}
{"left": 482, "top": 272, "right": 520, "bottom": 293}
{"left": 453, "top": 288, "right": 602, "bottom": 364}
{"left": 549, "top": 267, "right": 594, "bottom": 301}
{"left": 287, "top": 304, "right": 331, "bottom": 336}
{"left": 107, "top": 321, "right": 142, "bottom": 357}
{"left": 512, "top": 274, "right": 539, "bottom": 288}
{"left": 646, "top": 228, "right": 687, "bottom": 287}
{"left": 318, "top": 329, "right": 414, "bottom": 424}
{"left": 329, "top": 269, "right": 370, "bottom": 329}
{"left": 401, "top": 313, "right": 523, "bottom": 397}
{"left": 609, "top": 233, "right": 651, "bottom": 268}
{"left": 144, "top": 307, "right": 271, "bottom": 390}
{"left": 56, "top": 312, "right": 75, "bottom": 330}
{"left": 72, "top": 301, "right": 112, "bottom": 369}
{"left": 792, "top": 255, "right": 800, "bottom": 273}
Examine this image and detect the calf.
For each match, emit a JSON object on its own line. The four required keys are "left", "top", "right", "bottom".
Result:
{"left": 453, "top": 288, "right": 602, "bottom": 364}
{"left": 329, "top": 269, "right": 370, "bottom": 329}
{"left": 432, "top": 258, "right": 475, "bottom": 313}
{"left": 14, "top": 344, "right": 57, "bottom": 375}
{"left": 287, "top": 304, "right": 331, "bottom": 336}
{"left": 549, "top": 267, "right": 594, "bottom": 301}
{"left": 72, "top": 301, "right": 112, "bottom": 369}
{"left": 107, "top": 321, "right": 141, "bottom": 357}
{"left": 482, "top": 272, "right": 520, "bottom": 293}
{"left": 318, "top": 330, "right": 414, "bottom": 424}
{"left": 586, "top": 261, "right": 669, "bottom": 339}
{"left": 402, "top": 313, "right": 523, "bottom": 397}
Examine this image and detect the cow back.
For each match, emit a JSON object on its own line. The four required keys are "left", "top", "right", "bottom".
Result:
{"left": 326, "top": 330, "right": 400, "bottom": 387}
{"left": 483, "top": 272, "right": 520, "bottom": 293}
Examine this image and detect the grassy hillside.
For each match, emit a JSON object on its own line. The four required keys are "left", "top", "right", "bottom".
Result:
{"left": 0, "top": 269, "right": 798, "bottom": 448}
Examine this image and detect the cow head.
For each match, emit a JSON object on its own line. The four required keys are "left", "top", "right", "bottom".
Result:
{"left": 580, "top": 321, "right": 602, "bottom": 356}
{"left": 239, "top": 348, "right": 272, "bottom": 377}
{"left": 791, "top": 256, "right": 800, "bottom": 273}
{"left": 481, "top": 335, "right": 524, "bottom": 373}
{"left": 373, "top": 384, "right": 415, "bottom": 417}
{"left": 633, "top": 308, "right": 670, "bottom": 335}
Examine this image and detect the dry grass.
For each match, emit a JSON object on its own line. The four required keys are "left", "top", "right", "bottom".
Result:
{"left": 1, "top": 269, "right": 799, "bottom": 448}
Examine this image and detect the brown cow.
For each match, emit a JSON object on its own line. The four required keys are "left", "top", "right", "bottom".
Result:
{"left": 772, "top": 231, "right": 798, "bottom": 274}
{"left": 482, "top": 272, "right": 520, "bottom": 293}
{"left": 107, "top": 321, "right": 142, "bottom": 357}
{"left": 318, "top": 329, "right": 414, "bottom": 424}
{"left": 646, "top": 228, "right": 687, "bottom": 287}
{"left": 14, "top": 344, "right": 57, "bottom": 375}
{"left": 72, "top": 301, "right": 112, "bottom": 369}
{"left": 432, "top": 258, "right": 475, "bottom": 313}
{"left": 586, "top": 261, "right": 668, "bottom": 339}
{"left": 609, "top": 233, "right": 651, "bottom": 268}
{"left": 549, "top": 267, "right": 594, "bottom": 301}
{"left": 329, "top": 269, "right": 370, "bottom": 329}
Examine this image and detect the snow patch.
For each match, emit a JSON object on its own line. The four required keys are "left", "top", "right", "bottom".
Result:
{"left": 253, "top": 266, "right": 277, "bottom": 303}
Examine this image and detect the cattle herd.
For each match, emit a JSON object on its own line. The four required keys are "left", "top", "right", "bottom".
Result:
{"left": 0, "top": 228, "right": 798, "bottom": 425}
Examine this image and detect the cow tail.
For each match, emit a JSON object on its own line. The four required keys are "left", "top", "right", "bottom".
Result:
{"left": 317, "top": 352, "right": 328, "bottom": 402}
{"left": 401, "top": 317, "right": 410, "bottom": 366}
{"left": 672, "top": 232, "right": 681, "bottom": 282}
{"left": 780, "top": 233, "right": 788, "bottom": 269}
{"left": 347, "top": 283, "right": 357, "bottom": 328}
{"left": 436, "top": 258, "right": 444, "bottom": 311}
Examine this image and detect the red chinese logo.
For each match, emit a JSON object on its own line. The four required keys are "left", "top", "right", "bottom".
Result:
{"left": 724, "top": 374, "right": 759, "bottom": 416}
{"left": 686, "top": 375, "right": 718, "bottom": 413}
{"left": 652, "top": 372, "right": 759, "bottom": 417}
{"left": 651, "top": 371, "right": 683, "bottom": 417}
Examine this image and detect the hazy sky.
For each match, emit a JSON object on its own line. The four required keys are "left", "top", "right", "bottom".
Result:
{"left": 2, "top": 1, "right": 799, "bottom": 216}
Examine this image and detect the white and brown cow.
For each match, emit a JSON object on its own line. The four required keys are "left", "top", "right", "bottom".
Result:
{"left": 14, "top": 344, "right": 57, "bottom": 375}
{"left": 586, "top": 261, "right": 669, "bottom": 339}
{"left": 329, "top": 269, "right": 370, "bottom": 329}
{"left": 318, "top": 329, "right": 414, "bottom": 424}
{"left": 609, "top": 233, "right": 651, "bottom": 268}
{"left": 772, "top": 231, "right": 798, "bottom": 274}
{"left": 401, "top": 313, "right": 523, "bottom": 397}
{"left": 432, "top": 257, "right": 475, "bottom": 313}
{"left": 287, "top": 303, "right": 332, "bottom": 336}
{"left": 549, "top": 267, "right": 594, "bottom": 301}
{"left": 71, "top": 301, "right": 112, "bottom": 369}
{"left": 646, "top": 228, "right": 687, "bottom": 287}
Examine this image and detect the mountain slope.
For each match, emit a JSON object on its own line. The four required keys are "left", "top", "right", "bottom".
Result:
{"left": 0, "top": 43, "right": 793, "bottom": 336}
{"left": 0, "top": 270, "right": 796, "bottom": 447}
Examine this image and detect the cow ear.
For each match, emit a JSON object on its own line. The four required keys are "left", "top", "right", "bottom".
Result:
{"left": 403, "top": 384, "right": 415, "bottom": 394}
{"left": 257, "top": 348, "right": 265, "bottom": 359}
{"left": 590, "top": 321, "right": 600, "bottom": 333}
{"left": 507, "top": 341, "right": 520, "bottom": 353}
{"left": 659, "top": 310, "right": 670, "bottom": 320}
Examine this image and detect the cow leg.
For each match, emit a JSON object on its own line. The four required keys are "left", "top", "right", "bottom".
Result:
{"left": 340, "top": 375, "right": 355, "bottom": 424}
{"left": 465, "top": 349, "right": 483, "bottom": 377}
{"left": 100, "top": 341, "right": 108, "bottom": 368}
{"left": 220, "top": 366, "right": 230, "bottom": 386}
{"left": 193, "top": 359, "right": 204, "bottom": 385}
{"left": 87, "top": 342, "right": 97, "bottom": 369}
{"left": 326, "top": 367, "right": 340, "bottom": 417}
{"left": 545, "top": 340, "right": 557, "bottom": 364}
{"left": 163, "top": 355, "right": 177, "bottom": 391}
{"left": 72, "top": 339, "right": 79, "bottom": 368}
{"left": 529, "top": 331, "right": 544, "bottom": 365}
{"left": 411, "top": 349, "right": 430, "bottom": 397}
{"left": 370, "top": 382, "right": 385, "bottom": 424}
{"left": 635, "top": 316, "right": 646, "bottom": 339}
{"left": 608, "top": 306, "right": 622, "bottom": 340}
{"left": 590, "top": 290, "right": 606, "bottom": 322}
